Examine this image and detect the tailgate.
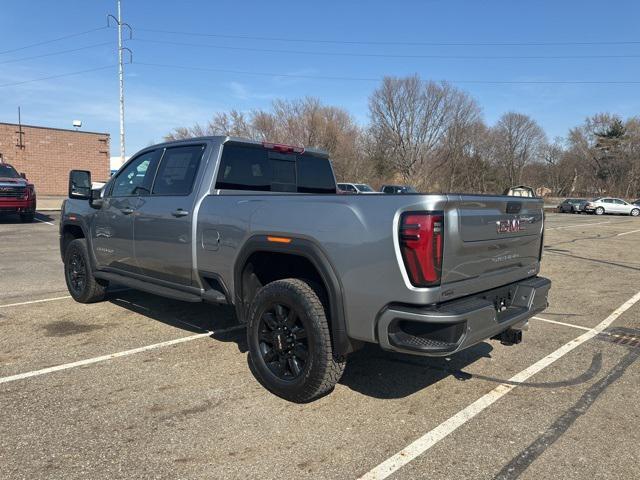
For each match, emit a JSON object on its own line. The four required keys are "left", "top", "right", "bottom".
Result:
{"left": 440, "top": 195, "right": 543, "bottom": 287}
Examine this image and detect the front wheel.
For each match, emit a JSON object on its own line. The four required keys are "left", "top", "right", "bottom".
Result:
{"left": 631, "top": 208, "right": 640, "bottom": 217}
{"left": 595, "top": 207, "right": 605, "bottom": 215}
{"left": 64, "top": 238, "right": 108, "bottom": 303}
{"left": 247, "top": 278, "right": 346, "bottom": 403}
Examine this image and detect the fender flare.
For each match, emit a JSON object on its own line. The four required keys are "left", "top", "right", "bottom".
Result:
{"left": 234, "top": 235, "right": 354, "bottom": 355}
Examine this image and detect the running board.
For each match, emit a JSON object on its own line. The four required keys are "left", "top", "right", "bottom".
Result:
{"left": 94, "top": 271, "right": 227, "bottom": 304}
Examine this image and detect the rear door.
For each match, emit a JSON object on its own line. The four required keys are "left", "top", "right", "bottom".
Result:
{"left": 440, "top": 195, "right": 543, "bottom": 286}
{"left": 134, "top": 144, "right": 207, "bottom": 285}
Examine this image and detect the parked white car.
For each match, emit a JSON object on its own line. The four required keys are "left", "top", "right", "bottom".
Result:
{"left": 583, "top": 197, "right": 640, "bottom": 216}
{"left": 337, "top": 182, "right": 377, "bottom": 194}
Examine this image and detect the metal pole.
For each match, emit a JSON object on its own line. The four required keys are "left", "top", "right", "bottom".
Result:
{"left": 117, "top": 0, "right": 125, "bottom": 164}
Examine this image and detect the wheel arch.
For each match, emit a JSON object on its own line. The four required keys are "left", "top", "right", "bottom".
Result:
{"left": 234, "top": 235, "right": 355, "bottom": 355}
{"left": 60, "top": 221, "right": 87, "bottom": 261}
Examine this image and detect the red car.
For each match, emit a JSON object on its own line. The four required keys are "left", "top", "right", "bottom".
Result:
{"left": 0, "top": 162, "right": 36, "bottom": 222}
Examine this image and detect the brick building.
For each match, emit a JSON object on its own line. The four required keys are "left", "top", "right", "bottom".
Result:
{"left": 0, "top": 122, "right": 110, "bottom": 195}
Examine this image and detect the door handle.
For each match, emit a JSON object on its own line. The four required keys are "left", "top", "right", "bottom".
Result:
{"left": 120, "top": 208, "right": 134, "bottom": 215}
{"left": 171, "top": 209, "right": 190, "bottom": 217}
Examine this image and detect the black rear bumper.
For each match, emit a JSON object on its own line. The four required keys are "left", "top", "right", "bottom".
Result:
{"left": 377, "top": 276, "right": 551, "bottom": 356}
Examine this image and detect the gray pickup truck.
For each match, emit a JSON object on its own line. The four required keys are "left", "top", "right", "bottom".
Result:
{"left": 61, "top": 137, "right": 551, "bottom": 402}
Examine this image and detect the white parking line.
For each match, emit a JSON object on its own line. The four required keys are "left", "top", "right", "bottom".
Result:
{"left": 617, "top": 228, "right": 640, "bottom": 237}
{"left": 34, "top": 217, "right": 55, "bottom": 226}
{"left": 358, "top": 290, "right": 640, "bottom": 480}
{"left": 0, "top": 295, "right": 71, "bottom": 308}
{"left": 0, "top": 325, "right": 245, "bottom": 385}
{"left": 532, "top": 316, "right": 593, "bottom": 332}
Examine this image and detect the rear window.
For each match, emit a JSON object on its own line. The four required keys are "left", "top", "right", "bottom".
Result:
{"left": 215, "top": 144, "right": 336, "bottom": 193}
{"left": 153, "top": 145, "right": 205, "bottom": 196}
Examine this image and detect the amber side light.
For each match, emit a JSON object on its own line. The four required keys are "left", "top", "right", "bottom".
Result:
{"left": 267, "top": 236, "right": 292, "bottom": 244}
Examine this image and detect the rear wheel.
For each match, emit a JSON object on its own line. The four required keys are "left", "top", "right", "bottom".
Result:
{"left": 64, "top": 238, "right": 108, "bottom": 303}
{"left": 595, "top": 207, "right": 605, "bottom": 215}
{"left": 247, "top": 278, "right": 346, "bottom": 403}
{"left": 631, "top": 208, "right": 640, "bottom": 217}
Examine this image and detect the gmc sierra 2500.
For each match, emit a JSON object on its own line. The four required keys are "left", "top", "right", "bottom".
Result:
{"left": 61, "top": 137, "right": 551, "bottom": 402}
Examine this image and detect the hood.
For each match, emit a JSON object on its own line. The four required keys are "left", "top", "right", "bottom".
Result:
{"left": 0, "top": 177, "right": 28, "bottom": 186}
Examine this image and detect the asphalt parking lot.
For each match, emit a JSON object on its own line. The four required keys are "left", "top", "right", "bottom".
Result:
{"left": 1, "top": 211, "right": 639, "bottom": 479}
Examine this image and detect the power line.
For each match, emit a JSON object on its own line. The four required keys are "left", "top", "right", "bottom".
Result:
{"left": 136, "top": 27, "right": 640, "bottom": 47}
{"left": 0, "top": 26, "right": 109, "bottom": 56}
{"left": 0, "top": 65, "right": 116, "bottom": 88}
{"left": 134, "top": 62, "right": 640, "bottom": 85}
{"left": 0, "top": 42, "right": 112, "bottom": 65}
{"left": 132, "top": 37, "right": 640, "bottom": 60}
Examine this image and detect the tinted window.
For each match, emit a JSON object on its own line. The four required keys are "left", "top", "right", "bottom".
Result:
{"left": 153, "top": 145, "right": 204, "bottom": 196}
{"left": 0, "top": 164, "right": 20, "bottom": 178}
{"left": 216, "top": 144, "right": 335, "bottom": 193}
{"left": 297, "top": 155, "right": 336, "bottom": 193}
{"left": 216, "top": 145, "right": 270, "bottom": 191}
{"left": 111, "top": 150, "right": 161, "bottom": 197}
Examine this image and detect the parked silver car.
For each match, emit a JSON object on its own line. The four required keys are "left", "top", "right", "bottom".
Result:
{"left": 583, "top": 197, "right": 640, "bottom": 216}
{"left": 337, "top": 182, "right": 377, "bottom": 194}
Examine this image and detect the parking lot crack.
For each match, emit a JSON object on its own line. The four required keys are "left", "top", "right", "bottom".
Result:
{"left": 493, "top": 348, "right": 639, "bottom": 480}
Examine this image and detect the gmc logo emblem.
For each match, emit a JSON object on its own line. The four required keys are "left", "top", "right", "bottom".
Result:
{"left": 496, "top": 218, "right": 523, "bottom": 233}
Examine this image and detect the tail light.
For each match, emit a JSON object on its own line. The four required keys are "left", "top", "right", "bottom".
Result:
{"left": 399, "top": 212, "right": 444, "bottom": 287}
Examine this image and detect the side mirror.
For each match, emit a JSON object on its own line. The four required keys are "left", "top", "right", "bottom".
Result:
{"left": 90, "top": 187, "right": 104, "bottom": 209}
{"left": 68, "top": 170, "right": 92, "bottom": 200}
{"left": 20, "top": 172, "right": 26, "bottom": 179}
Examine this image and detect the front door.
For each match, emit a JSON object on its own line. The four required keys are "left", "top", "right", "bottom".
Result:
{"left": 92, "top": 149, "right": 162, "bottom": 274}
{"left": 134, "top": 144, "right": 207, "bottom": 286}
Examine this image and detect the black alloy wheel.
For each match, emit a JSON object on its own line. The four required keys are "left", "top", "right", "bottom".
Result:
{"left": 258, "top": 302, "right": 308, "bottom": 380}
{"left": 63, "top": 238, "right": 108, "bottom": 303}
{"left": 246, "top": 278, "right": 346, "bottom": 403}
{"left": 67, "top": 251, "right": 87, "bottom": 296}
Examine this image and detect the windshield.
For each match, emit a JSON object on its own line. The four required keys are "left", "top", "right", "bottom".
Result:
{"left": 0, "top": 164, "right": 20, "bottom": 179}
{"left": 355, "top": 184, "right": 374, "bottom": 192}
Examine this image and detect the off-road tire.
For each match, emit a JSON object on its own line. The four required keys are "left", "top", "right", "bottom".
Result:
{"left": 64, "top": 238, "right": 108, "bottom": 303}
{"left": 247, "top": 278, "right": 346, "bottom": 403}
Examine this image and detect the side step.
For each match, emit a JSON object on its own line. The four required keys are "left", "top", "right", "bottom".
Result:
{"left": 94, "top": 271, "right": 226, "bottom": 304}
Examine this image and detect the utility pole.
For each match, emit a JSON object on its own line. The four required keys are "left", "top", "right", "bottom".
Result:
{"left": 117, "top": 0, "right": 125, "bottom": 165}
{"left": 108, "top": 2, "right": 132, "bottom": 166}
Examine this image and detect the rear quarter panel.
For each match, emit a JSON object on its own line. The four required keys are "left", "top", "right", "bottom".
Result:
{"left": 196, "top": 194, "right": 448, "bottom": 342}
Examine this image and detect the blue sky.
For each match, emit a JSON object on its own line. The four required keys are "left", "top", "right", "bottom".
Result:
{"left": 1, "top": 0, "right": 640, "bottom": 155}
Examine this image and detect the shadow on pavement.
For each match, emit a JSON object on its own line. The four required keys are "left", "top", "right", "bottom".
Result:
{"left": 339, "top": 342, "right": 493, "bottom": 399}
{"left": 107, "top": 288, "right": 500, "bottom": 400}
{"left": 0, "top": 211, "right": 55, "bottom": 224}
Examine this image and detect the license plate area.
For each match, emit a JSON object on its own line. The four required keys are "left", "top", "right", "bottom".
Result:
{"left": 477, "top": 283, "right": 522, "bottom": 322}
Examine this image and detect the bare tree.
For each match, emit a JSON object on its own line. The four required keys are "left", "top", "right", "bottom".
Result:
{"left": 368, "top": 76, "right": 455, "bottom": 183}
{"left": 491, "top": 112, "right": 546, "bottom": 187}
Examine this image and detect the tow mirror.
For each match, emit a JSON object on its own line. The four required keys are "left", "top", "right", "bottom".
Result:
{"left": 68, "top": 170, "right": 92, "bottom": 200}
{"left": 90, "top": 186, "right": 104, "bottom": 209}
